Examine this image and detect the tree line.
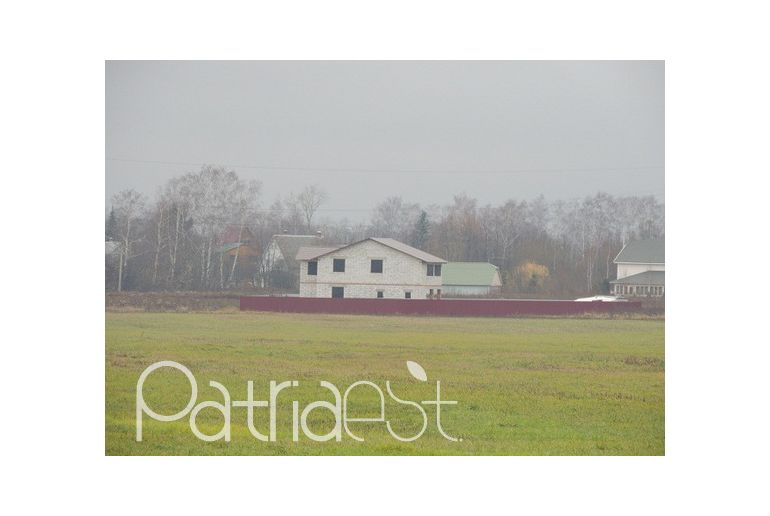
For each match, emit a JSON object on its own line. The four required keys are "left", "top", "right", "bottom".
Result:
{"left": 106, "top": 165, "right": 664, "bottom": 296}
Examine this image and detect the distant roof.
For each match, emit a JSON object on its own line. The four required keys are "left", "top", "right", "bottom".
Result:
{"left": 294, "top": 237, "right": 446, "bottom": 263}
{"left": 218, "top": 242, "right": 241, "bottom": 253}
{"left": 271, "top": 234, "right": 326, "bottom": 269}
{"left": 614, "top": 239, "right": 665, "bottom": 264}
{"left": 443, "top": 262, "right": 501, "bottom": 286}
{"left": 218, "top": 225, "right": 254, "bottom": 246}
{"left": 610, "top": 271, "right": 665, "bottom": 285}
{"left": 296, "top": 246, "right": 343, "bottom": 261}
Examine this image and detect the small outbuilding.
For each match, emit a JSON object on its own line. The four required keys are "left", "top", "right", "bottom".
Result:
{"left": 441, "top": 262, "right": 502, "bottom": 297}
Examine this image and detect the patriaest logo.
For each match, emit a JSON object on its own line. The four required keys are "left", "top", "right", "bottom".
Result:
{"left": 136, "top": 360, "right": 461, "bottom": 443}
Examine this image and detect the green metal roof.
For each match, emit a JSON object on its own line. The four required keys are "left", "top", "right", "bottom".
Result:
{"left": 442, "top": 262, "right": 501, "bottom": 286}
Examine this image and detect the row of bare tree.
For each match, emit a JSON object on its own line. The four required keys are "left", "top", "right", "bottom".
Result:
{"left": 106, "top": 166, "right": 664, "bottom": 295}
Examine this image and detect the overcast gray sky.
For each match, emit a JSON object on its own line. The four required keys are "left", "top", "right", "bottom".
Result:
{"left": 106, "top": 61, "right": 663, "bottom": 218}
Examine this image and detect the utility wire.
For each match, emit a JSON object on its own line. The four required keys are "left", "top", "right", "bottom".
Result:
{"left": 107, "top": 157, "right": 663, "bottom": 175}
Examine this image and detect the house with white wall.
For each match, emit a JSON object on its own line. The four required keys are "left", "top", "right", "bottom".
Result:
{"left": 610, "top": 239, "right": 665, "bottom": 297}
{"left": 296, "top": 237, "right": 446, "bottom": 299}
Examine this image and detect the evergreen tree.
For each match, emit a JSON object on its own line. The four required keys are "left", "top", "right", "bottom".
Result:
{"left": 412, "top": 210, "right": 430, "bottom": 249}
{"left": 106, "top": 207, "right": 117, "bottom": 240}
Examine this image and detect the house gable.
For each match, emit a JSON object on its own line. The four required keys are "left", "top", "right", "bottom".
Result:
{"left": 299, "top": 237, "right": 446, "bottom": 264}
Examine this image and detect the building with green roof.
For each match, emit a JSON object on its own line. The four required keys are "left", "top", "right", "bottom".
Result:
{"left": 441, "top": 262, "right": 502, "bottom": 297}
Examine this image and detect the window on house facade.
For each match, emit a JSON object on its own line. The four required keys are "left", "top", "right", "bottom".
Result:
{"left": 427, "top": 264, "right": 434, "bottom": 276}
{"left": 427, "top": 264, "right": 442, "bottom": 276}
{"left": 307, "top": 261, "right": 317, "bottom": 275}
{"left": 371, "top": 259, "right": 383, "bottom": 273}
{"left": 404, "top": 291, "right": 412, "bottom": 299}
{"left": 376, "top": 290, "right": 384, "bottom": 298}
{"left": 333, "top": 259, "right": 346, "bottom": 272}
{"left": 332, "top": 286, "right": 344, "bottom": 298}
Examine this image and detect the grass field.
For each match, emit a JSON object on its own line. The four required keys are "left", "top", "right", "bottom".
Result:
{"left": 106, "top": 311, "right": 664, "bottom": 455}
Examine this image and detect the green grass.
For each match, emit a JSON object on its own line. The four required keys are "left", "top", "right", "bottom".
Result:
{"left": 106, "top": 311, "right": 664, "bottom": 455}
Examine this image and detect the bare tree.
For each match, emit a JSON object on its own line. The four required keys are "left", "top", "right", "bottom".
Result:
{"left": 491, "top": 200, "right": 527, "bottom": 269}
{"left": 163, "top": 176, "right": 192, "bottom": 286}
{"left": 148, "top": 189, "right": 168, "bottom": 288}
{"left": 111, "top": 189, "right": 146, "bottom": 292}
{"left": 105, "top": 170, "right": 664, "bottom": 298}
{"left": 370, "top": 196, "right": 421, "bottom": 242}
{"left": 295, "top": 184, "right": 328, "bottom": 232}
{"left": 226, "top": 181, "right": 261, "bottom": 287}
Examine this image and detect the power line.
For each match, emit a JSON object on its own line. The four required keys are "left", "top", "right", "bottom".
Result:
{"left": 107, "top": 157, "right": 663, "bottom": 175}
{"left": 255, "top": 207, "right": 373, "bottom": 212}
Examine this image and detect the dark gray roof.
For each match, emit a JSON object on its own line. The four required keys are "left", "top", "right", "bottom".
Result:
{"left": 272, "top": 235, "right": 326, "bottom": 269}
{"left": 614, "top": 239, "right": 665, "bottom": 264}
{"left": 610, "top": 271, "right": 665, "bottom": 285}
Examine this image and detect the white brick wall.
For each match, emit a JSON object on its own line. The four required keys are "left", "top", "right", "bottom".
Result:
{"left": 299, "top": 239, "right": 443, "bottom": 299}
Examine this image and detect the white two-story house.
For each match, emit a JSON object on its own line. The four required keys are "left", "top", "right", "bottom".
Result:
{"left": 610, "top": 239, "right": 665, "bottom": 297}
{"left": 296, "top": 237, "right": 447, "bottom": 299}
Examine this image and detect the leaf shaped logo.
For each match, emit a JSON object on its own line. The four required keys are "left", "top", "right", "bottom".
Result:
{"left": 406, "top": 361, "right": 428, "bottom": 382}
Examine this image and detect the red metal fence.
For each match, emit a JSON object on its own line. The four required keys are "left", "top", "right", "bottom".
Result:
{"left": 239, "top": 296, "right": 642, "bottom": 317}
